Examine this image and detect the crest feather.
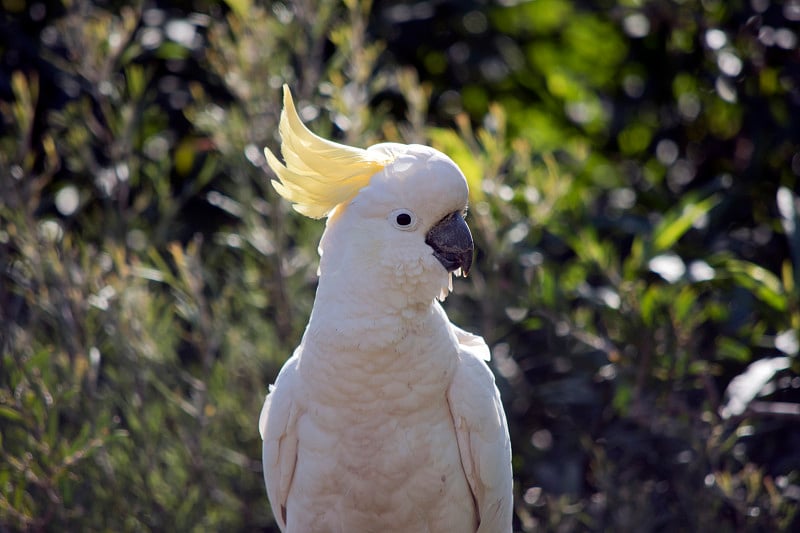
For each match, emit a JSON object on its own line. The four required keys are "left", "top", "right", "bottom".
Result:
{"left": 264, "top": 85, "right": 392, "bottom": 218}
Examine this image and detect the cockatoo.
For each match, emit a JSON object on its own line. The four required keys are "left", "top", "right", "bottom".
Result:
{"left": 259, "top": 85, "right": 513, "bottom": 533}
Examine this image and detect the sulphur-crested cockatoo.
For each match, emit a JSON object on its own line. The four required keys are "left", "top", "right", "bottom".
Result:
{"left": 259, "top": 85, "right": 512, "bottom": 533}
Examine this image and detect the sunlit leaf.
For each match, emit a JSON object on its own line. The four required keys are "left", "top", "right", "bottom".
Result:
{"left": 155, "top": 41, "right": 191, "bottom": 60}
{"left": 716, "top": 337, "right": 751, "bottom": 362}
{"left": 775, "top": 330, "right": 798, "bottom": 356}
{"left": 673, "top": 285, "right": 697, "bottom": 323}
{"left": 723, "top": 259, "right": 787, "bottom": 311}
{"left": 649, "top": 252, "right": 685, "bottom": 283}
{"left": 126, "top": 65, "right": 146, "bottom": 99}
{"left": 224, "top": 0, "right": 252, "bottom": 19}
{"left": 640, "top": 285, "right": 658, "bottom": 326}
{"left": 0, "top": 405, "right": 24, "bottom": 424}
{"left": 9, "top": 71, "right": 37, "bottom": 152}
{"left": 653, "top": 194, "right": 720, "bottom": 253}
{"left": 174, "top": 138, "right": 197, "bottom": 176}
{"left": 720, "top": 357, "right": 791, "bottom": 418}
{"left": 617, "top": 122, "right": 653, "bottom": 155}
{"left": 777, "top": 186, "right": 800, "bottom": 289}
{"left": 782, "top": 259, "right": 795, "bottom": 296}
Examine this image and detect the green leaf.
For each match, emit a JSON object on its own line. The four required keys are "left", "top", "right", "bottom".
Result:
{"left": 617, "top": 123, "right": 653, "bottom": 155}
{"left": 126, "top": 65, "right": 146, "bottom": 99}
{"left": 11, "top": 71, "right": 37, "bottom": 128}
{"left": 537, "top": 268, "right": 558, "bottom": 308}
{"left": 624, "top": 236, "right": 646, "bottom": 277}
{"left": 716, "top": 337, "right": 751, "bottom": 362}
{"left": 612, "top": 384, "right": 632, "bottom": 413}
{"left": 653, "top": 194, "right": 720, "bottom": 253}
{"left": 155, "top": 41, "right": 190, "bottom": 61}
{"left": 723, "top": 259, "right": 787, "bottom": 311}
{"left": 0, "top": 405, "right": 24, "bottom": 424}
{"left": 673, "top": 285, "right": 697, "bottom": 324}
{"left": 224, "top": 0, "right": 252, "bottom": 19}
{"left": 640, "top": 285, "right": 658, "bottom": 327}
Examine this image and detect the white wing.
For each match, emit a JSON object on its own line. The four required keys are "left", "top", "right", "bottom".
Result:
{"left": 259, "top": 352, "right": 300, "bottom": 531}
{"left": 448, "top": 326, "right": 513, "bottom": 533}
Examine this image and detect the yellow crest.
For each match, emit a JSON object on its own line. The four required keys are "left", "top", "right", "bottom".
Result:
{"left": 264, "top": 85, "right": 392, "bottom": 218}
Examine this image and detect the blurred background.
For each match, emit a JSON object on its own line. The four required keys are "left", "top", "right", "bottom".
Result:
{"left": 1, "top": 0, "right": 799, "bottom": 530}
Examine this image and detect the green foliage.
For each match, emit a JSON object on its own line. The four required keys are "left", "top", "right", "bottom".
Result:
{"left": 1, "top": 0, "right": 799, "bottom": 532}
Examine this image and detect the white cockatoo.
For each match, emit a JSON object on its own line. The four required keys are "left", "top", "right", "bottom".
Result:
{"left": 259, "top": 85, "right": 513, "bottom": 533}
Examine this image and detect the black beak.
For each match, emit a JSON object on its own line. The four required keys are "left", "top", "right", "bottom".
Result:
{"left": 425, "top": 211, "right": 474, "bottom": 276}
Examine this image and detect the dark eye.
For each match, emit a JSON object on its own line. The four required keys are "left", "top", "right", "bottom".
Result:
{"left": 389, "top": 209, "right": 417, "bottom": 230}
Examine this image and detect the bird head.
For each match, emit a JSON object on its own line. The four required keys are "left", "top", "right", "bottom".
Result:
{"left": 264, "top": 86, "right": 473, "bottom": 307}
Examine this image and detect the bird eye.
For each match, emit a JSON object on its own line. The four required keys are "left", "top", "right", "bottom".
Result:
{"left": 390, "top": 209, "right": 417, "bottom": 230}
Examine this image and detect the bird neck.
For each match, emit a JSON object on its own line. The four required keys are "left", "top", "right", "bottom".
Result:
{"left": 310, "top": 268, "right": 434, "bottom": 335}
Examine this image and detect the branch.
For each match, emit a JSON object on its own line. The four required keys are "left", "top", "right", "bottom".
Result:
{"left": 746, "top": 401, "right": 800, "bottom": 419}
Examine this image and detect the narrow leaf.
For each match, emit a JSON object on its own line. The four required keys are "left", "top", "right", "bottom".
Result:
{"left": 224, "top": 0, "right": 252, "bottom": 19}
{"left": 0, "top": 405, "right": 24, "bottom": 423}
{"left": 720, "top": 357, "right": 791, "bottom": 418}
{"left": 724, "top": 259, "right": 787, "bottom": 311}
{"left": 653, "top": 194, "right": 720, "bottom": 252}
{"left": 777, "top": 186, "right": 800, "bottom": 289}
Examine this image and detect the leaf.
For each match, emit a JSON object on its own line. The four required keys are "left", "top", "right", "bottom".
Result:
{"left": 673, "top": 285, "right": 697, "bottom": 324}
{"left": 649, "top": 252, "right": 686, "bottom": 283}
{"left": 716, "top": 337, "right": 751, "bottom": 362}
{"left": 155, "top": 41, "right": 191, "bottom": 61}
{"left": 224, "top": 0, "right": 252, "bottom": 19}
{"left": 0, "top": 405, "right": 24, "bottom": 424}
{"left": 612, "top": 384, "right": 632, "bottom": 413}
{"left": 720, "top": 357, "right": 791, "bottom": 418}
{"left": 653, "top": 193, "right": 720, "bottom": 253}
{"left": 782, "top": 259, "right": 794, "bottom": 296}
{"left": 11, "top": 70, "right": 37, "bottom": 126}
{"left": 723, "top": 259, "right": 787, "bottom": 311}
{"left": 537, "top": 268, "right": 557, "bottom": 308}
{"left": 126, "top": 65, "right": 146, "bottom": 99}
{"left": 640, "top": 285, "right": 658, "bottom": 326}
{"left": 777, "top": 187, "right": 800, "bottom": 289}
{"left": 624, "top": 236, "right": 646, "bottom": 277}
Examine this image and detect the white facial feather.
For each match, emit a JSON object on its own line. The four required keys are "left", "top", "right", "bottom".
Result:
{"left": 312, "top": 144, "right": 470, "bottom": 307}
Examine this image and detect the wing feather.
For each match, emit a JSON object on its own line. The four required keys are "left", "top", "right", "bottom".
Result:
{"left": 259, "top": 353, "right": 301, "bottom": 531}
{"left": 447, "top": 326, "right": 513, "bottom": 533}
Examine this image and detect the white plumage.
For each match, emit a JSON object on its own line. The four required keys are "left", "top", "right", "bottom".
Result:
{"left": 259, "top": 86, "right": 513, "bottom": 532}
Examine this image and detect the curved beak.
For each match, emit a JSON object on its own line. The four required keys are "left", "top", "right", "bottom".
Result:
{"left": 425, "top": 211, "right": 474, "bottom": 276}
